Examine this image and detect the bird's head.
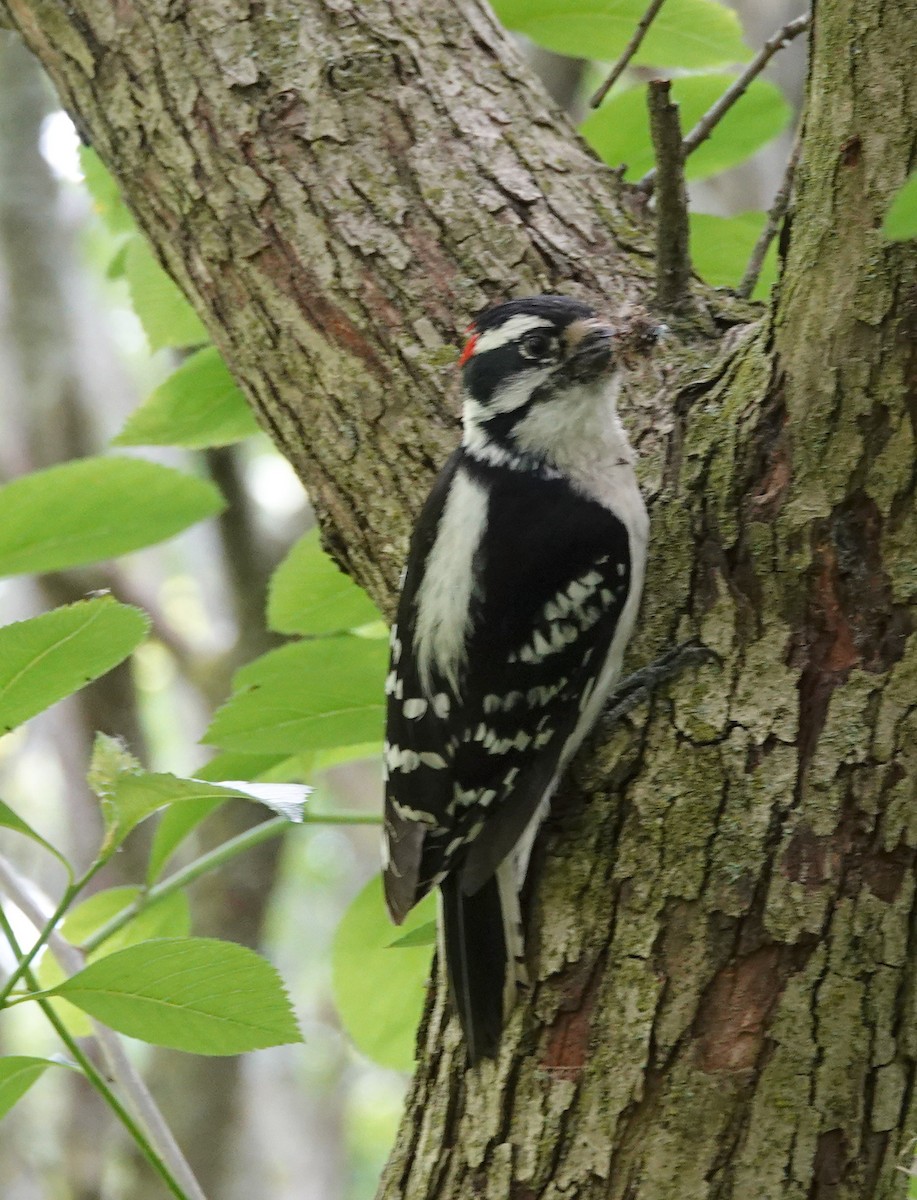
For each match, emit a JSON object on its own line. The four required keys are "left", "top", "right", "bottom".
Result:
{"left": 458, "top": 295, "right": 622, "bottom": 466}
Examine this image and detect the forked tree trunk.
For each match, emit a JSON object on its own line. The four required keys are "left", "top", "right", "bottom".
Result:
{"left": 3, "top": 0, "right": 915, "bottom": 1196}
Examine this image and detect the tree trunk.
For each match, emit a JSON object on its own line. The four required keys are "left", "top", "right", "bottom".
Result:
{"left": 3, "top": 1, "right": 915, "bottom": 1197}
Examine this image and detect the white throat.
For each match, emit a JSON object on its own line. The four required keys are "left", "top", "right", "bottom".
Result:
{"left": 510, "top": 375, "right": 636, "bottom": 506}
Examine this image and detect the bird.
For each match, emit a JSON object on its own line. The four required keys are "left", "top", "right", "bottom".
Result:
{"left": 381, "top": 294, "right": 649, "bottom": 1064}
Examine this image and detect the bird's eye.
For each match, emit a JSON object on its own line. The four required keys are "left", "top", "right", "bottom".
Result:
{"left": 519, "top": 331, "right": 553, "bottom": 360}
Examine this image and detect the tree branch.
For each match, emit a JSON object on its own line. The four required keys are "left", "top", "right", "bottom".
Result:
{"left": 638, "top": 12, "right": 810, "bottom": 192}
{"left": 646, "top": 79, "right": 692, "bottom": 314}
{"left": 588, "top": 0, "right": 669, "bottom": 109}
{"left": 736, "top": 126, "right": 802, "bottom": 298}
{"left": 0, "top": 855, "right": 207, "bottom": 1200}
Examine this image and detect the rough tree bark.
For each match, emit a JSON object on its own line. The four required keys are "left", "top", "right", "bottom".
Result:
{"left": 2, "top": 0, "right": 915, "bottom": 1197}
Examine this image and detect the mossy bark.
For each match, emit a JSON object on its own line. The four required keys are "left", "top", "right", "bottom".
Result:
{"left": 4, "top": 0, "right": 915, "bottom": 1197}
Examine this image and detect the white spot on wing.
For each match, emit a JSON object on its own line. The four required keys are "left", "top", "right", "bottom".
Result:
{"left": 419, "top": 752, "right": 447, "bottom": 769}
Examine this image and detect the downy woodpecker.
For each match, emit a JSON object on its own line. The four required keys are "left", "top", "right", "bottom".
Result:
{"left": 382, "top": 295, "right": 649, "bottom": 1064}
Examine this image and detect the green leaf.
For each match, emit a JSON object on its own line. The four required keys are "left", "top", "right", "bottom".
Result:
{"left": 388, "top": 921, "right": 437, "bottom": 949}
{"left": 195, "top": 751, "right": 292, "bottom": 782}
{"left": 689, "top": 210, "right": 778, "bottom": 298}
{"left": 268, "top": 529, "right": 381, "bottom": 636}
{"left": 0, "top": 1057, "right": 65, "bottom": 1120}
{"left": 114, "top": 347, "right": 260, "bottom": 450}
{"left": 581, "top": 74, "right": 791, "bottom": 181}
{"left": 145, "top": 777, "right": 309, "bottom": 882}
{"left": 333, "top": 875, "right": 435, "bottom": 1070}
{"left": 147, "top": 752, "right": 307, "bottom": 883}
{"left": 205, "top": 635, "right": 387, "bottom": 754}
{"left": 33, "top": 953, "right": 93, "bottom": 1038}
{"left": 492, "top": 0, "right": 750, "bottom": 69}
{"left": 61, "top": 886, "right": 191, "bottom": 954}
{"left": 312, "top": 742, "right": 382, "bottom": 772}
{"left": 0, "top": 600, "right": 148, "bottom": 734}
{"left": 146, "top": 798, "right": 225, "bottom": 883}
{"left": 79, "top": 147, "right": 136, "bottom": 236}
{"left": 0, "top": 800, "right": 70, "bottom": 873}
{"left": 88, "top": 735, "right": 307, "bottom": 855}
{"left": 124, "top": 238, "right": 208, "bottom": 352}
{"left": 0, "top": 456, "right": 224, "bottom": 577}
{"left": 47, "top": 938, "right": 302, "bottom": 1055}
{"left": 882, "top": 172, "right": 917, "bottom": 242}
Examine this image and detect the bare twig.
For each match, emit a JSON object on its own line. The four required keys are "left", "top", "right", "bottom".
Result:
{"left": 638, "top": 12, "right": 811, "bottom": 192}
{"left": 588, "top": 0, "right": 669, "bottom": 109}
{"left": 647, "top": 80, "right": 692, "bottom": 314}
{"left": 0, "top": 855, "right": 207, "bottom": 1200}
{"left": 736, "top": 127, "right": 803, "bottom": 298}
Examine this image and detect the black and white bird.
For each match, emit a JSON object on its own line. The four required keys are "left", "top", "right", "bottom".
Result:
{"left": 382, "top": 295, "right": 649, "bottom": 1064}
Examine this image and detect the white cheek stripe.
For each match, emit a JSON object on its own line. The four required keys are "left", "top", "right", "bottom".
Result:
{"left": 487, "top": 368, "right": 554, "bottom": 414}
{"left": 471, "top": 315, "right": 553, "bottom": 356}
{"left": 413, "top": 467, "right": 488, "bottom": 697}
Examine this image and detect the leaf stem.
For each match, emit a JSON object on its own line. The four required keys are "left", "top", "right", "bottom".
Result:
{"left": 0, "top": 902, "right": 195, "bottom": 1200}
{"left": 83, "top": 810, "right": 379, "bottom": 954}
{"left": 0, "top": 853, "right": 207, "bottom": 1200}
{"left": 0, "top": 860, "right": 100, "bottom": 1007}
{"left": 588, "top": 0, "right": 669, "bottom": 109}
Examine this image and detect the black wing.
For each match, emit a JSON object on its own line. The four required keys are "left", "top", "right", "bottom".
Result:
{"left": 383, "top": 450, "right": 631, "bottom": 923}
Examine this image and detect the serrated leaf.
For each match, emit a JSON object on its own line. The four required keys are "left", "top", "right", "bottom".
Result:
{"left": 333, "top": 875, "right": 435, "bottom": 1070}
{"left": 205, "top": 635, "right": 387, "bottom": 755}
{"left": 124, "top": 238, "right": 208, "bottom": 352}
{"left": 114, "top": 347, "right": 260, "bottom": 450}
{"left": 0, "top": 457, "right": 224, "bottom": 577}
{"left": 492, "top": 0, "right": 750, "bottom": 69}
{"left": 0, "top": 800, "right": 70, "bottom": 873}
{"left": 882, "top": 172, "right": 917, "bottom": 242}
{"left": 87, "top": 737, "right": 307, "bottom": 856}
{"left": 267, "top": 530, "right": 380, "bottom": 636}
{"left": 47, "top": 938, "right": 302, "bottom": 1055}
{"left": 0, "top": 1057, "right": 66, "bottom": 1120}
{"left": 689, "top": 210, "right": 778, "bottom": 298}
{"left": 581, "top": 74, "right": 791, "bottom": 181}
{"left": 0, "top": 600, "right": 148, "bottom": 734}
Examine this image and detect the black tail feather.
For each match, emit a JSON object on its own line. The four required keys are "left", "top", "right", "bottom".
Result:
{"left": 440, "top": 872, "right": 510, "bottom": 1065}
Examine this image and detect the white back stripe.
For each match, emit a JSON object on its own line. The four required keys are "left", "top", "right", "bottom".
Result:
{"left": 413, "top": 467, "right": 488, "bottom": 696}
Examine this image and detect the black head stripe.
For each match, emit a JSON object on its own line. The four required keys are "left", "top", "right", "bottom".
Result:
{"left": 462, "top": 296, "right": 600, "bottom": 406}
{"left": 472, "top": 295, "right": 596, "bottom": 332}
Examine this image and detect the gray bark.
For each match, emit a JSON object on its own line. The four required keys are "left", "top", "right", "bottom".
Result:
{"left": 2, "top": 1, "right": 915, "bottom": 1197}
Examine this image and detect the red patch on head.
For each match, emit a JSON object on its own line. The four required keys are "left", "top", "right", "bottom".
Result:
{"left": 458, "top": 331, "right": 478, "bottom": 367}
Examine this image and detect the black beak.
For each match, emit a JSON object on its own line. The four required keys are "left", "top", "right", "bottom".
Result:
{"left": 566, "top": 324, "right": 614, "bottom": 381}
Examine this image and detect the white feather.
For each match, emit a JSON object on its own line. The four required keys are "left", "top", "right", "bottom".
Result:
{"left": 413, "top": 467, "right": 488, "bottom": 697}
